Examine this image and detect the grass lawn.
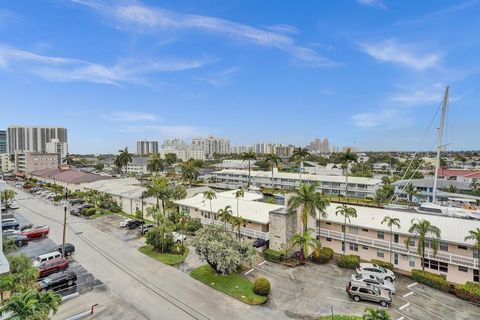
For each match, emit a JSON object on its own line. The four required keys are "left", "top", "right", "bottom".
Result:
{"left": 138, "top": 245, "right": 189, "bottom": 266}
{"left": 87, "top": 210, "right": 114, "bottom": 220}
{"left": 116, "top": 211, "right": 155, "bottom": 224}
{"left": 190, "top": 264, "right": 267, "bottom": 305}
{"left": 318, "top": 316, "right": 362, "bottom": 320}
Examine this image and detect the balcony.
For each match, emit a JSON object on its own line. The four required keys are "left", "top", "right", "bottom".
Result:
{"left": 317, "top": 228, "right": 479, "bottom": 269}
{"left": 200, "top": 217, "right": 270, "bottom": 240}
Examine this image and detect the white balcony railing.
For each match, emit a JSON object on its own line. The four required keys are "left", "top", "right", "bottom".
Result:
{"left": 318, "top": 228, "right": 479, "bottom": 269}
{"left": 200, "top": 217, "right": 270, "bottom": 240}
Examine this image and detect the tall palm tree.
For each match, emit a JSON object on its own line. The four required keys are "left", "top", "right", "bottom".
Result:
{"left": 147, "top": 153, "right": 166, "bottom": 175}
{"left": 335, "top": 204, "right": 357, "bottom": 255}
{"left": 230, "top": 216, "right": 245, "bottom": 240}
{"left": 406, "top": 219, "right": 441, "bottom": 271}
{"left": 289, "top": 229, "right": 318, "bottom": 262}
{"left": 340, "top": 147, "right": 357, "bottom": 202}
{"left": 465, "top": 227, "right": 480, "bottom": 278}
{"left": 218, "top": 205, "right": 233, "bottom": 230}
{"left": 177, "top": 210, "right": 190, "bottom": 247}
{"left": 241, "top": 150, "right": 257, "bottom": 187}
{"left": 471, "top": 178, "right": 479, "bottom": 195}
{"left": 203, "top": 190, "right": 216, "bottom": 223}
{"left": 381, "top": 216, "right": 401, "bottom": 265}
{"left": 265, "top": 153, "right": 282, "bottom": 188}
{"left": 404, "top": 182, "right": 417, "bottom": 207}
{"left": 288, "top": 183, "right": 330, "bottom": 233}
{"left": 180, "top": 160, "right": 199, "bottom": 186}
{"left": 291, "top": 147, "right": 309, "bottom": 184}
{"left": 115, "top": 147, "right": 133, "bottom": 174}
{"left": 144, "top": 177, "right": 170, "bottom": 218}
{"left": 362, "top": 307, "right": 391, "bottom": 320}
{"left": 234, "top": 188, "right": 245, "bottom": 218}
{"left": 0, "top": 290, "right": 62, "bottom": 320}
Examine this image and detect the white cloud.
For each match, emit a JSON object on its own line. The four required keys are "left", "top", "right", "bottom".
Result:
{"left": 352, "top": 109, "right": 412, "bottom": 128}
{"left": 0, "top": 44, "right": 212, "bottom": 85}
{"left": 194, "top": 66, "right": 240, "bottom": 86}
{"left": 359, "top": 39, "right": 441, "bottom": 71}
{"left": 74, "top": 1, "right": 336, "bottom": 67}
{"left": 265, "top": 24, "right": 298, "bottom": 34}
{"left": 104, "top": 111, "right": 159, "bottom": 122}
{"left": 357, "top": 0, "right": 387, "bottom": 10}
{"left": 395, "top": 0, "right": 478, "bottom": 25}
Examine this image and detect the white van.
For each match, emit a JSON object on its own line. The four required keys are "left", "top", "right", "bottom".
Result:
{"left": 33, "top": 251, "right": 62, "bottom": 267}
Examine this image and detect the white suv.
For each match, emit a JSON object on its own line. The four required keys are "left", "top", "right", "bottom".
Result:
{"left": 356, "top": 263, "right": 396, "bottom": 282}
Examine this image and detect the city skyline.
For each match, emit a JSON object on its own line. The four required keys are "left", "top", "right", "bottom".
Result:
{"left": 1, "top": 1, "right": 479, "bottom": 153}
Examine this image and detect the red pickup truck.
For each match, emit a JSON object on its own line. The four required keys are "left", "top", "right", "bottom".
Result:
{"left": 21, "top": 225, "right": 50, "bottom": 238}
{"left": 38, "top": 258, "right": 69, "bottom": 277}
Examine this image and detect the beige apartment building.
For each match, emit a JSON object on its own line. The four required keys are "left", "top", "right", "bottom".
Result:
{"left": 15, "top": 152, "right": 59, "bottom": 174}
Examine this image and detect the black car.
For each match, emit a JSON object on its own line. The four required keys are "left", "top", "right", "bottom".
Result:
{"left": 3, "top": 234, "right": 28, "bottom": 247}
{"left": 2, "top": 220, "right": 20, "bottom": 230}
{"left": 139, "top": 224, "right": 154, "bottom": 235}
{"left": 69, "top": 199, "right": 85, "bottom": 206}
{"left": 49, "top": 243, "right": 76, "bottom": 256}
{"left": 127, "top": 220, "right": 144, "bottom": 230}
{"left": 37, "top": 271, "right": 77, "bottom": 292}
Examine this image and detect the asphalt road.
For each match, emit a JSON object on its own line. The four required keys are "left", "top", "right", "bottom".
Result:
{"left": 9, "top": 185, "right": 284, "bottom": 320}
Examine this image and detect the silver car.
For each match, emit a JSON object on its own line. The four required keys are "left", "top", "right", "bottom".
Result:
{"left": 346, "top": 280, "right": 392, "bottom": 307}
{"left": 351, "top": 273, "right": 396, "bottom": 294}
{"left": 356, "top": 263, "right": 396, "bottom": 282}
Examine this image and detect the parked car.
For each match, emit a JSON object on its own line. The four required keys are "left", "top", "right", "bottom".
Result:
{"left": 351, "top": 273, "right": 396, "bottom": 294}
{"left": 69, "top": 199, "right": 85, "bottom": 206}
{"left": 33, "top": 251, "right": 62, "bottom": 267}
{"left": 21, "top": 225, "right": 50, "bottom": 238}
{"left": 49, "top": 243, "right": 76, "bottom": 256}
{"left": 172, "top": 231, "right": 186, "bottom": 243}
{"left": 2, "top": 228, "right": 20, "bottom": 236}
{"left": 37, "top": 271, "right": 77, "bottom": 292}
{"left": 70, "top": 208, "right": 81, "bottom": 216}
{"left": 346, "top": 280, "right": 392, "bottom": 307}
{"left": 126, "top": 220, "right": 144, "bottom": 230}
{"left": 120, "top": 218, "right": 133, "bottom": 228}
{"left": 139, "top": 224, "right": 154, "bottom": 235}
{"left": 37, "top": 258, "right": 69, "bottom": 277}
{"left": 356, "top": 263, "right": 396, "bottom": 282}
{"left": 2, "top": 220, "right": 20, "bottom": 231}
{"left": 3, "top": 233, "right": 28, "bottom": 247}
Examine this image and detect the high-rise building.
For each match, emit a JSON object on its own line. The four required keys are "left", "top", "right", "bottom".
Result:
{"left": 307, "top": 138, "right": 330, "bottom": 153}
{"left": 136, "top": 140, "right": 159, "bottom": 156}
{"left": 0, "top": 130, "right": 6, "bottom": 154}
{"left": 230, "top": 145, "right": 254, "bottom": 154}
{"left": 275, "top": 145, "right": 295, "bottom": 158}
{"left": 162, "top": 139, "right": 205, "bottom": 161}
{"left": 7, "top": 126, "right": 67, "bottom": 154}
{"left": 46, "top": 138, "right": 68, "bottom": 161}
{"left": 14, "top": 152, "right": 59, "bottom": 174}
{"left": 192, "top": 135, "right": 230, "bottom": 157}
{"left": 322, "top": 138, "right": 330, "bottom": 153}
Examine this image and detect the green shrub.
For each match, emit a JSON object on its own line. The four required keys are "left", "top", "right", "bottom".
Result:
{"left": 411, "top": 269, "right": 450, "bottom": 292}
{"left": 454, "top": 281, "right": 480, "bottom": 304}
{"left": 110, "top": 204, "right": 122, "bottom": 213}
{"left": 253, "top": 277, "right": 271, "bottom": 296}
{"left": 168, "top": 243, "right": 187, "bottom": 255}
{"left": 337, "top": 255, "right": 360, "bottom": 269}
{"left": 264, "top": 249, "right": 283, "bottom": 262}
{"left": 81, "top": 207, "right": 97, "bottom": 217}
{"left": 53, "top": 195, "right": 64, "bottom": 202}
{"left": 312, "top": 247, "right": 334, "bottom": 264}
{"left": 371, "top": 259, "right": 394, "bottom": 270}
{"left": 185, "top": 218, "right": 202, "bottom": 233}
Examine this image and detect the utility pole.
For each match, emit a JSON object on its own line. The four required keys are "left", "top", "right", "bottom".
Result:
{"left": 62, "top": 186, "right": 68, "bottom": 258}
{"left": 432, "top": 86, "right": 449, "bottom": 204}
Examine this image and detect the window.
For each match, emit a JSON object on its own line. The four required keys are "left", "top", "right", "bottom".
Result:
{"left": 377, "top": 231, "right": 385, "bottom": 239}
{"left": 439, "top": 242, "right": 449, "bottom": 252}
{"left": 361, "top": 228, "right": 369, "bottom": 232}
{"left": 377, "top": 249, "right": 385, "bottom": 258}
{"left": 394, "top": 234, "right": 399, "bottom": 244}
{"left": 362, "top": 246, "right": 369, "bottom": 250}
{"left": 422, "top": 258, "right": 448, "bottom": 273}
{"left": 349, "top": 227, "right": 359, "bottom": 235}
{"left": 474, "top": 248, "right": 479, "bottom": 259}
{"left": 349, "top": 243, "right": 358, "bottom": 252}
{"left": 474, "top": 269, "right": 479, "bottom": 283}
{"left": 458, "top": 266, "right": 468, "bottom": 273}
{"left": 409, "top": 239, "right": 416, "bottom": 247}
{"left": 326, "top": 237, "right": 332, "bottom": 242}
{"left": 409, "top": 256, "right": 415, "bottom": 268}
{"left": 326, "top": 222, "right": 332, "bottom": 225}
{"left": 359, "top": 288, "right": 369, "bottom": 294}
{"left": 458, "top": 245, "right": 468, "bottom": 250}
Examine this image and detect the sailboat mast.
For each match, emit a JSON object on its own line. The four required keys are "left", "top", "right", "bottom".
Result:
{"left": 432, "top": 86, "right": 449, "bottom": 203}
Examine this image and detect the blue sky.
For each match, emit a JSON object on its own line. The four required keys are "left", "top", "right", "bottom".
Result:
{"left": 0, "top": 0, "right": 479, "bottom": 153}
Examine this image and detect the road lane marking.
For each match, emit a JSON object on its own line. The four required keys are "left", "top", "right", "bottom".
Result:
{"left": 407, "top": 282, "right": 418, "bottom": 288}
{"left": 398, "top": 297, "right": 447, "bottom": 320}
{"left": 244, "top": 268, "right": 254, "bottom": 275}
{"left": 410, "top": 288, "right": 460, "bottom": 312}
{"left": 258, "top": 260, "right": 266, "bottom": 266}
{"left": 399, "top": 303, "right": 410, "bottom": 310}
{"left": 402, "top": 291, "right": 414, "bottom": 298}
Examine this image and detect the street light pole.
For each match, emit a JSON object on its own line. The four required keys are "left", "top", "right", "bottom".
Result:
{"left": 62, "top": 186, "right": 68, "bottom": 258}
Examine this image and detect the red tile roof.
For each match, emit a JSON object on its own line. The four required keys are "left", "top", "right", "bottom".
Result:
{"left": 437, "top": 168, "right": 480, "bottom": 177}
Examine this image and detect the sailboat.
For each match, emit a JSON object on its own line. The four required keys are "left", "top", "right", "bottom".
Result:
{"left": 415, "top": 87, "right": 480, "bottom": 219}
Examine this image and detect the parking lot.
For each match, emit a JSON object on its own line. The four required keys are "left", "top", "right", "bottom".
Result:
{"left": 244, "top": 259, "right": 479, "bottom": 319}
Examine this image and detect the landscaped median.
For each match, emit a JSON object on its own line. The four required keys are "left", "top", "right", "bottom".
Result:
{"left": 190, "top": 265, "right": 267, "bottom": 305}
{"left": 138, "top": 245, "right": 189, "bottom": 266}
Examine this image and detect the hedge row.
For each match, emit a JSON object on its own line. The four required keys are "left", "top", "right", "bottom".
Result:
{"left": 453, "top": 282, "right": 480, "bottom": 305}
{"left": 371, "top": 259, "right": 394, "bottom": 271}
{"left": 264, "top": 249, "right": 283, "bottom": 262}
{"left": 337, "top": 255, "right": 360, "bottom": 269}
{"left": 312, "top": 247, "right": 334, "bottom": 264}
{"left": 411, "top": 269, "right": 450, "bottom": 292}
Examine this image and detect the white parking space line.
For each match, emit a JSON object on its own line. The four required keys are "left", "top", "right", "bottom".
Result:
{"left": 410, "top": 288, "right": 460, "bottom": 312}
{"left": 398, "top": 297, "right": 447, "bottom": 320}
{"left": 402, "top": 291, "right": 414, "bottom": 298}
{"left": 390, "top": 309, "right": 414, "bottom": 320}
{"left": 407, "top": 282, "right": 418, "bottom": 288}
{"left": 399, "top": 303, "right": 410, "bottom": 310}
{"left": 258, "top": 260, "right": 266, "bottom": 266}
{"left": 244, "top": 268, "right": 254, "bottom": 275}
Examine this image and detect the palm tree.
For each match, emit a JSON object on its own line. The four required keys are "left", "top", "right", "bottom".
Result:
{"left": 62, "top": 153, "right": 74, "bottom": 165}
{"left": 203, "top": 190, "right": 216, "bottom": 223}
{"left": 177, "top": 210, "right": 190, "bottom": 247}
{"left": 340, "top": 147, "right": 357, "bottom": 201}
{"left": 234, "top": 188, "right": 245, "bottom": 218}
{"left": 289, "top": 229, "right": 318, "bottom": 262}
{"left": 218, "top": 205, "right": 233, "bottom": 230}
{"left": 241, "top": 150, "right": 257, "bottom": 187}
{"left": 265, "top": 153, "right": 282, "bottom": 188}
{"left": 465, "top": 227, "right": 480, "bottom": 278}
{"left": 144, "top": 177, "right": 170, "bottom": 221}
{"left": 381, "top": 216, "right": 401, "bottom": 265}
{"left": 363, "top": 307, "right": 391, "bottom": 320}
{"left": 335, "top": 204, "right": 357, "bottom": 255}
{"left": 287, "top": 183, "right": 330, "bottom": 233}
{"left": 291, "top": 147, "right": 309, "bottom": 184}
{"left": 0, "top": 290, "right": 62, "bottom": 320}
{"left": 404, "top": 182, "right": 417, "bottom": 207}
{"left": 471, "top": 178, "right": 479, "bottom": 195}
{"left": 115, "top": 147, "right": 133, "bottom": 174}
{"left": 406, "top": 219, "right": 441, "bottom": 271}
{"left": 180, "top": 160, "right": 199, "bottom": 186}
{"left": 147, "top": 153, "right": 166, "bottom": 175}
{"left": 230, "top": 216, "right": 245, "bottom": 240}
{"left": 0, "top": 274, "right": 14, "bottom": 303}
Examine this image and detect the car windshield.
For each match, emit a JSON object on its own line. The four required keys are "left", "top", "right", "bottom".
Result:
{"left": 355, "top": 275, "right": 362, "bottom": 280}
{"left": 373, "top": 287, "right": 381, "bottom": 295}
{"left": 42, "top": 277, "right": 52, "bottom": 284}
{"left": 379, "top": 266, "right": 387, "bottom": 273}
